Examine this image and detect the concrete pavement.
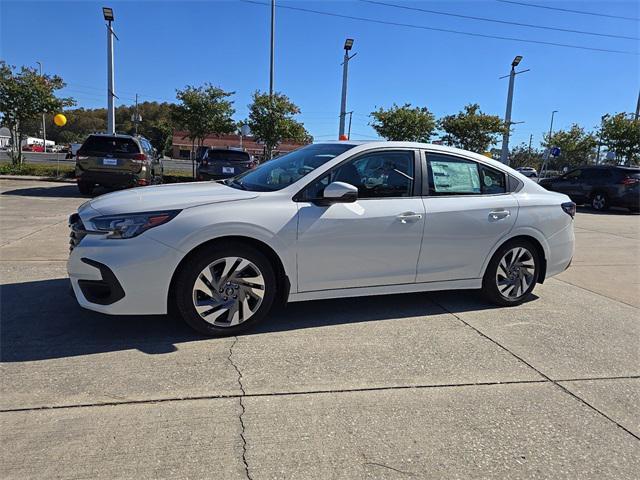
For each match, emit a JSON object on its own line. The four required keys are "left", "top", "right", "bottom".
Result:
{"left": 1, "top": 179, "right": 638, "bottom": 479}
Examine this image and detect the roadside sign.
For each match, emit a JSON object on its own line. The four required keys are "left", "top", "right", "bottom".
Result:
{"left": 551, "top": 147, "right": 561, "bottom": 157}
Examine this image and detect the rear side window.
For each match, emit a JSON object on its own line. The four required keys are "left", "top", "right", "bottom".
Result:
{"left": 80, "top": 136, "right": 140, "bottom": 154}
{"left": 427, "top": 154, "right": 505, "bottom": 195}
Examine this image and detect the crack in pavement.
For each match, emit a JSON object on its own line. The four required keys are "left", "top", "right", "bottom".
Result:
{"left": 228, "top": 336, "right": 253, "bottom": 480}
{"left": 430, "top": 298, "right": 640, "bottom": 442}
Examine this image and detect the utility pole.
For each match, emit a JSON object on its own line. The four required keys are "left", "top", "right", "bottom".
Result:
{"left": 540, "top": 110, "right": 557, "bottom": 178}
{"left": 499, "top": 56, "right": 528, "bottom": 165}
{"left": 347, "top": 111, "right": 353, "bottom": 140}
{"left": 635, "top": 89, "right": 639, "bottom": 121}
{"left": 269, "top": 0, "right": 275, "bottom": 96}
{"left": 35, "top": 61, "right": 47, "bottom": 153}
{"left": 528, "top": 134, "right": 533, "bottom": 155}
{"left": 132, "top": 93, "right": 141, "bottom": 135}
{"left": 339, "top": 38, "right": 356, "bottom": 139}
{"left": 103, "top": 7, "right": 116, "bottom": 134}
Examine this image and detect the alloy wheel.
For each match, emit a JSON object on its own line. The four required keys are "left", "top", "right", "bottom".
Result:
{"left": 592, "top": 194, "right": 606, "bottom": 210}
{"left": 192, "top": 256, "right": 265, "bottom": 327}
{"left": 495, "top": 247, "right": 536, "bottom": 299}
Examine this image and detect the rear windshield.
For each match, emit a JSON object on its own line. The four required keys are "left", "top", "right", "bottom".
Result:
{"left": 206, "top": 150, "right": 250, "bottom": 162}
{"left": 80, "top": 136, "right": 140, "bottom": 155}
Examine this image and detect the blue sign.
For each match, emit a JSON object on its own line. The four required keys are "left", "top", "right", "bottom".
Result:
{"left": 551, "top": 147, "right": 561, "bottom": 157}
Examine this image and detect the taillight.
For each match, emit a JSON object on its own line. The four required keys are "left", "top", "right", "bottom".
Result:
{"left": 620, "top": 177, "right": 639, "bottom": 186}
{"left": 561, "top": 201, "right": 576, "bottom": 218}
{"left": 132, "top": 153, "right": 147, "bottom": 164}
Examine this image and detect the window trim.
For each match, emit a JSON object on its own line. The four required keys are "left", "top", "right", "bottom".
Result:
{"left": 421, "top": 150, "right": 513, "bottom": 197}
{"left": 293, "top": 148, "right": 421, "bottom": 203}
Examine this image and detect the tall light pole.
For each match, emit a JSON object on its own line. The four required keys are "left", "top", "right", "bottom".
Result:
{"left": 596, "top": 113, "right": 609, "bottom": 165}
{"left": 635, "top": 89, "right": 639, "bottom": 121}
{"left": 540, "top": 110, "right": 558, "bottom": 178}
{"left": 269, "top": 0, "right": 275, "bottom": 96}
{"left": 35, "top": 61, "right": 47, "bottom": 152}
{"left": 339, "top": 38, "right": 356, "bottom": 139}
{"left": 103, "top": 7, "right": 116, "bottom": 134}
{"left": 499, "top": 55, "right": 528, "bottom": 165}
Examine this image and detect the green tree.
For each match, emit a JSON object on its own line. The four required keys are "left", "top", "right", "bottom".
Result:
{"left": 439, "top": 104, "right": 506, "bottom": 153}
{"left": 172, "top": 84, "right": 236, "bottom": 164}
{"left": 369, "top": 103, "right": 436, "bottom": 142}
{"left": 509, "top": 142, "right": 543, "bottom": 170}
{"left": 542, "top": 124, "right": 597, "bottom": 169}
{"left": 599, "top": 113, "right": 640, "bottom": 165}
{"left": 246, "top": 91, "right": 312, "bottom": 159}
{"left": 0, "top": 62, "right": 75, "bottom": 164}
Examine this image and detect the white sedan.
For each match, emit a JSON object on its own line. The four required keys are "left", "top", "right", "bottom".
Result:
{"left": 68, "top": 142, "right": 575, "bottom": 336}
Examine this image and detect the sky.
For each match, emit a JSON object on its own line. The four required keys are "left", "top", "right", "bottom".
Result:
{"left": 1, "top": 0, "right": 638, "bottom": 149}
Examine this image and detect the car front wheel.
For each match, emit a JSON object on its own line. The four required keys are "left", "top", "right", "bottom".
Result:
{"left": 174, "top": 243, "right": 277, "bottom": 336}
{"left": 482, "top": 240, "right": 539, "bottom": 306}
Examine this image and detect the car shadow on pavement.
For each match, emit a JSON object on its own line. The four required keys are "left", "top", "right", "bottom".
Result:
{"left": 1, "top": 277, "right": 525, "bottom": 363}
{"left": 576, "top": 206, "right": 638, "bottom": 215}
{"left": 1, "top": 184, "right": 89, "bottom": 199}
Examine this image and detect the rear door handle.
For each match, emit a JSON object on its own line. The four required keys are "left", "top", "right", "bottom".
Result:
{"left": 489, "top": 210, "right": 510, "bottom": 221}
{"left": 397, "top": 212, "right": 423, "bottom": 223}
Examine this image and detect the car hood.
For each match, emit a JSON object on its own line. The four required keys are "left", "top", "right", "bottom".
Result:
{"left": 81, "top": 181, "right": 258, "bottom": 217}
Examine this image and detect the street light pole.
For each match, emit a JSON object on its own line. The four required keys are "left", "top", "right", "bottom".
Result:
{"left": 635, "top": 89, "right": 639, "bottom": 121}
{"left": 103, "top": 7, "right": 116, "bottom": 134}
{"left": 596, "top": 113, "right": 609, "bottom": 165}
{"left": 540, "top": 110, "right": 557, "bottom": 178}
{"left": 499, "top": 55, "right": 527, "bottom": 165}
{"left": 269, "top": 0, "right": 275, "bottom": 97}
{"left": 36, "top": 61, "right": 47, "bottom": 153}
{"left": 339, "top": 38, "right": 355, "bottom": 139}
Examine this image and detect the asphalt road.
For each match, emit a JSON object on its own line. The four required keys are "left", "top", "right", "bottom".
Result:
{"left": 1, "top": 179, "right": 639, "bottom": 479}
{"left": 0, "top": 151, "right": 193, "bottom": 173}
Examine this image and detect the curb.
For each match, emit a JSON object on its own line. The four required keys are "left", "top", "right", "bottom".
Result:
{"left": 0, "top": 175, "right": 76, "bottom": 183}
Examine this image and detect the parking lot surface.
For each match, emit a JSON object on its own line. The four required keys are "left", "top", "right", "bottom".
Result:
{"left": 1, "top": 179, "right": 639, "bottom": 479}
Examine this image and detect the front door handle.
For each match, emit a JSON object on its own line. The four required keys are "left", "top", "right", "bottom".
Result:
{"left": 489, "top": 210, "right": 510, "bottom": 221}
{"left": 397, "top": 212, "right": 423, "bottom": 224}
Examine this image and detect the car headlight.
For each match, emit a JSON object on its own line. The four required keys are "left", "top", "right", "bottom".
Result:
{"left": 87, "top": 210, "right": 181, "bottom": 239}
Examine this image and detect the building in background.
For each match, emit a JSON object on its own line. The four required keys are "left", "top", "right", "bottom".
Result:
{"left": 171, "top": 131, "right": 309, "bottom": 161}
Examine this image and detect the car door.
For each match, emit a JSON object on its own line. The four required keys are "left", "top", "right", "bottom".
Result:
{"left": 295, "top": 149, "right": 425, "bottom": 292}
{"left": 553, "top": 169, "right": 583, "bottom": 200}
{"left": 417, "top": 152, "right": 518, "bottom": 282}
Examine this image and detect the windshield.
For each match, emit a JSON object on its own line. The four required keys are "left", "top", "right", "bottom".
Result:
{"left": 229, "top": 143, "right": 357, "bottom": 192}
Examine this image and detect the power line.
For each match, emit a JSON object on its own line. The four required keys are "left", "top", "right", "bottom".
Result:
{"left": 361, "top": 0, "right": 638, "bottom": 40}
{"left": 241, "top": 0, "right": 638, "bottom": 55}
{"left": 497, "top": 0, "right": 640, "bottom": 22}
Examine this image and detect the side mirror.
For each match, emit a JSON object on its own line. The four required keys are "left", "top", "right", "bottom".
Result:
{"left": 320, "top": 181, "right": 358, "bottom": 205}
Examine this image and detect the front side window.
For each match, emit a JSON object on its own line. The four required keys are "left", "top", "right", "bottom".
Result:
{"left": 300, "top": 150, "right": 415, "bottom": 200}
{"left": 564, "top": 169, "right": 582, "bottom": 180}
{"left": 229, "top": 143, "right": 356, "bottom": 192}
{"left": 427, "top": 154, "right": 506, "bottom": 195}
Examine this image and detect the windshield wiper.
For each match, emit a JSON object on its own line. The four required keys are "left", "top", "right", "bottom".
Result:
{"left": 227, "top": 179, "right": 247, "bottom": 190}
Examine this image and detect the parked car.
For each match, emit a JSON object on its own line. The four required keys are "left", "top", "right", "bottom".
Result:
{"left": 75, "top": 133, "right": 163, "bottom": 195}
{"left": 68, "top": 141, "right": 575, "bottom": 336}
{"left": 516, "top": 166, "right": 538, "bottom": 178}
{"left": 196, "top": 148, "right": 256, "bottom": 180}
{"left": 538, "top": 165, "right": 640, "bottom": 212}
{"left": 65, "top": 143, "right": 83, "bottom": 160}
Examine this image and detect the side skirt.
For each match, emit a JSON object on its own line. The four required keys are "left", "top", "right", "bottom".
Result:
{"left": 288, "top": 278, "right": 481, "bottom": 303}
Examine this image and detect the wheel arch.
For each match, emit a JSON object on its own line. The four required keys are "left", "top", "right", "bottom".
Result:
{"left": 482, "top": 233, "right": 548, "bottom": 284}
{"left": 167, "top": 235, "right": 291, "bottom": 313}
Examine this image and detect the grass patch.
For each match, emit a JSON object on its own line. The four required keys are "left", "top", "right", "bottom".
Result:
{"left": 163, "top": 170, "right": 196, "bottom": 183}
{"left": 0, "top": 162, "right": 75, "bottom": 178}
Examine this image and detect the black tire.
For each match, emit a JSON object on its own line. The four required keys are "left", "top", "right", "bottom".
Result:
{"left": 482, "top": 239, "right": 540, "bottom": 307}
{"left": 173, "top": 242, "right": 277, "bottom": 336}
{"left": 77, "top": 181, "right": 94, "bottom": 195}
{"left": 590, "top": 192, "right": 609, "bottom": 211}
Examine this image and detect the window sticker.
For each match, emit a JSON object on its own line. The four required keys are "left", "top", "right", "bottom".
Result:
{"left": 431, "top": 161, "right": 481, "bottom": 193}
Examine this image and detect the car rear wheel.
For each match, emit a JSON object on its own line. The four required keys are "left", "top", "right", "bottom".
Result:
{"left": 77, "top": 181, "right": 94, "bottom": 195}
{"left": 482, "top": 240, "right": 539, "bottom": 306}
{"left": 174, "top": 243, "right": 276, "bottom": 336}
{"left": 591, "top": 192, "right": 609, "bottom": 211}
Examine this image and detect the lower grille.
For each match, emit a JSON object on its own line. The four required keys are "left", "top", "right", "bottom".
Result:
{"left": 69, "top": 213, "right": 87, "bottom": 252}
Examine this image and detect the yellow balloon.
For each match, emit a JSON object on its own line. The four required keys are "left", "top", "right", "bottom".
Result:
{"left": 53, "top": 113, "right": 67, "bottom": 127}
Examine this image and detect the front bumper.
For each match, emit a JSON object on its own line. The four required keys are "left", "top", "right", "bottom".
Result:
{"left": 67, "top": 232, "right": 183, "bottom": 315}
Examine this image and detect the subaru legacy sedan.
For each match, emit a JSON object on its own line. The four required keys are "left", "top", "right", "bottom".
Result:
{"left": 68, "top": 142, "right": 575, "bottom": 336}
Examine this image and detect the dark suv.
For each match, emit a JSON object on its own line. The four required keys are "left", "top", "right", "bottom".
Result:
{"left": 75, "top": 133, "right": 163, "bottom": 195}
{"left": 196, "top": 148, "right": 255, "bottom": 180}
{"left": 539, "top": 165, "right": 640, "bottom": 212}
